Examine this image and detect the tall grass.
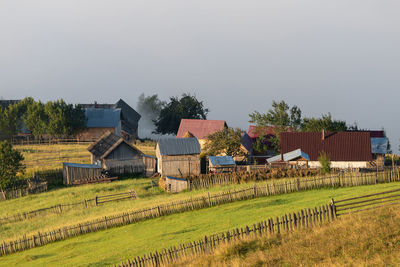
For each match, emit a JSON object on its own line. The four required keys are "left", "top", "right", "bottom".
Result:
{"left": 173, "top": 206, "right": 400, "bottom": 266}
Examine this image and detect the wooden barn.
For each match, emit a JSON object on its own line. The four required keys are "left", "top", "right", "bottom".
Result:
{"left": 88, "top": 132, "right": 155, "bottom": 175}
{"left": 165, "top": 176, "right": 188, "bottom": 193}
{"left": 62, "top": 163, "right": 103, "bottom": 185}
{"left": 156, "top": 138, "right": 201, "bottom": 177}
{"left": 79, "top": 99, "right": 141, "bottom": 141}
{"left": 208, "top": 156, "right": 236, "bottom": 173}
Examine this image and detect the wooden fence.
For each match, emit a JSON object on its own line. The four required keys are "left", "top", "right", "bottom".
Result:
{"left": 115, "top": 203, "right": 336, "bottom": 267}
{"left": 0, "top": 170, "right": 399, "bottom": 256}
{"left": 0, "top": 190, "right": 138, "bottom": 225}
{"left": 332, "top": 188, "right": 400, "bottom": 216}
{"left": 96, "top": 190, "right": 138, "bottom": 205}
{"left": 0, "top": 183, "right": 48, "bottom": 201}
{"left": 188, "top": 168, "right": 400, "bottom": 190}
{"left": 10, "top": 138, "right": 96, "bottom": 146}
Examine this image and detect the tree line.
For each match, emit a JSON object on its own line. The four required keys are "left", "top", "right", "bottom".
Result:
{"left": 0, "top": 97, "right": 86, "bottom": 140}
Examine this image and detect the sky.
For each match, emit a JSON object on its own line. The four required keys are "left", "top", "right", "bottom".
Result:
{"left": 0, "top": 1, "right": 399, "bottom": 151}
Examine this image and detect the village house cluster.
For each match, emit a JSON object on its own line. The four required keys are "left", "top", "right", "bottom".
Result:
{"left": 1, "top": 99, "right": 389, "bottom": 188}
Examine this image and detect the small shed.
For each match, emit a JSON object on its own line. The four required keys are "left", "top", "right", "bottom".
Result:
{"left": 156, "top": 138, "right": 201, "bottom": 177}
{"left": 267, "top": 149, "right": 310, "bottom": 167}
{"left": 165, "top": 176, "right": 188, "bottom": 193}
{"left": 208, "top": 156, "right": 236, "bottom": 173}
{"left": 62, "top": 163, "right": 103, "bottom": 185}
{"left": 88, "top": 132, "right": 153, "bottom": 175}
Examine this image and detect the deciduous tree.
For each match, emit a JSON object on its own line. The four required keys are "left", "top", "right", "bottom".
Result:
{"left": 153, "top": 94, "right": 209, "bottom": 135}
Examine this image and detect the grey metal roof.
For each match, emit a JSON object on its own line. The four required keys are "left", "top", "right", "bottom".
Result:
{"left": 371, "top": 138, "right": 388, "bottom": 154}
{"left": 267, "top": 149, "right": 310, "bottom": 163}
{"left": 157, "top": 138, "right": 201, "bottom": 156}
{"left": 85, "top": 108, "right": 121, "bottom": 128}
{"left": 209, "top": 156, "right": 236, "bottom": 166}
{"left": 63, "top": 162, "right": 102, "bottom": 169}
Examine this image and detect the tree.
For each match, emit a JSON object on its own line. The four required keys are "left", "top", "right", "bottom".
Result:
{"left": 0, "top": 141, "right": 24, "bottom": 196}
{"left": 301, "top": 113, "right": 348, "bottom": 132}
{"left": 318, "top": 152, "right": 331, "bottom": 174}
{"left": 249, "top": 100, "right": 302, "bottom": 152}
{"left": 153, "top": 93, "right": 209, "bottom": 135}
{"left": 203, "top": 127, "right": 246, "bottom": 157}
{"left": 43, "top": 100, "right": 86, "bottom": 137}
{"left": 24, "top": 101, "right": 48, "bottom": 137}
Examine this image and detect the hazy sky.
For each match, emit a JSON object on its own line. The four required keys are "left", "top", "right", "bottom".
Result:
{"left": 1, "top": 1, "right": 399, "bottom": 150}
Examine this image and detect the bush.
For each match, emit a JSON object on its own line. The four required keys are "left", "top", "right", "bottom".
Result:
{"left": 318, "top": 152, "right": 331, "bottom": 174}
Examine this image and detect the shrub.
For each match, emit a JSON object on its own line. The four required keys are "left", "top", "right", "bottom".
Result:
{"left": 318, "top": 152, "right": 331, "bottom": 174}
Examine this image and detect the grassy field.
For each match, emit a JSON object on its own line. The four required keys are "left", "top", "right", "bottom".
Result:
{"left": 1, "top": 182, "right": 399, "bottom": 267}
{"left": 14, "top": 142, "right": 156, "bottom": 176}
{"left": 0, "top": 177, "right": 291, "bottom": 241}
{"left": 176, "top": 206, "right": 400, "bottom": 266}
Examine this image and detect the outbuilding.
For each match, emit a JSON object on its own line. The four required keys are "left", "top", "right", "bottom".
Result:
{"left": 156, "top": 138, "right": 201, "bottom": 177}
{"left": 88, "top": 132, "right": 155, "bottom": 175}
{"left": 62, "top": 162, "right": 103, "bottom": 185}
{"left": 208, "top": 156, "right": 236, "bottom": 173}
{"left": 165, "top": 176, "right": 188, "bottom": 193}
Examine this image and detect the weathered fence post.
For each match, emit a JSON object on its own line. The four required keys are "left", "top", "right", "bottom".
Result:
{"left": 330, "top": 198, "right": 337, "bottom": 219}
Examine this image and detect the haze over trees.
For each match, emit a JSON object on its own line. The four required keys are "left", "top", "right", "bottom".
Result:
{"left": 136, "top": 94, "right": 166, "bottom": 138}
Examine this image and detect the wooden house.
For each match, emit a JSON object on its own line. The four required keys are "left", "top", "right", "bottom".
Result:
{"left": 176, "top": 119, "right": 227, "bottom": 149}
{"left": 88, "top": 132, "right": 155, "bottom": 175}
{"left": 208, "top": 156, "right": 236, "bottom": 173}
{"left": 79, "top": 99, "right": 141, "bottom": 141}
{"left": 280, "top": 130, "right": 387, "bottom": 169}
{"left": 165, "top": 176, "right": 188, "bottom": 193}
{"left": 156, "top": 138, "right": 201, "bottom": 177}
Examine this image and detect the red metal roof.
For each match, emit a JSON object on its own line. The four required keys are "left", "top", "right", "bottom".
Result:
{"left": 247, "top": 126, "right": 277, "bottom": 139}
{"left": 280, "top": 131, "right": 372, "bottom": 161}
{"left": 176, "top": 119, "right": 227, "bottom": 139}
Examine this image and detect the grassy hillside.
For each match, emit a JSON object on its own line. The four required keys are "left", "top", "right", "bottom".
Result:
{"left": 15, "top": 144, "right": 91, "bottom": 175}
{"left": 1, "top": 182, "right": 399, "bottom": 267}
{"left": 174, "top": 206, "right": 400, "bottom": 266}
{"left": 14, "top": 142, "right": 156, "bottom": 176}
{"left": 0, "top": 178, "right": 288, "bottom": 240}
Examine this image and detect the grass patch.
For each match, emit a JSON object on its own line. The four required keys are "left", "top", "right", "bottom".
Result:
{"left": 14, "top": 143, "right": 155, "bottom": 176}
{"left": 1, "top": 182, "right": 399, "bottom": 267}
{"left": 176, "top": 206, "right": 400, "bottom": 266}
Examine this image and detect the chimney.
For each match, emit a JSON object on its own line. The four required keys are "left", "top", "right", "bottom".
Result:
{"left": 322, "top": 128, "right": 325, "bottom": 141}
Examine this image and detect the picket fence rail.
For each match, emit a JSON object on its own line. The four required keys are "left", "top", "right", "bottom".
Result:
{"left": 115, "top": 203, "right": 336, "bottom": 267}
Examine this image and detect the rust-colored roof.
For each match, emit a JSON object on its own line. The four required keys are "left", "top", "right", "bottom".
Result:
{"left": 248, "top": 126, "right": 277, "bottom": 139}
{"left": 177, "top": 119, "right": 227, "bottom": 139}
{"left": 280, "top": 131, "right": 372, "bottom": 161}
{"left": 248, "top": 125, "right": 294, "bottom": 139}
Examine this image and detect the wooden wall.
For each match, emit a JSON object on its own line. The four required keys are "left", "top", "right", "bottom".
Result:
{"left": 159, "top": 154, "right": 200, "bottom": 177}
{"left": 62, "top": 165, "right": 102, "bottom": 185}
{"left": 165, "top": 177, "right": 188, "bottom": 193}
